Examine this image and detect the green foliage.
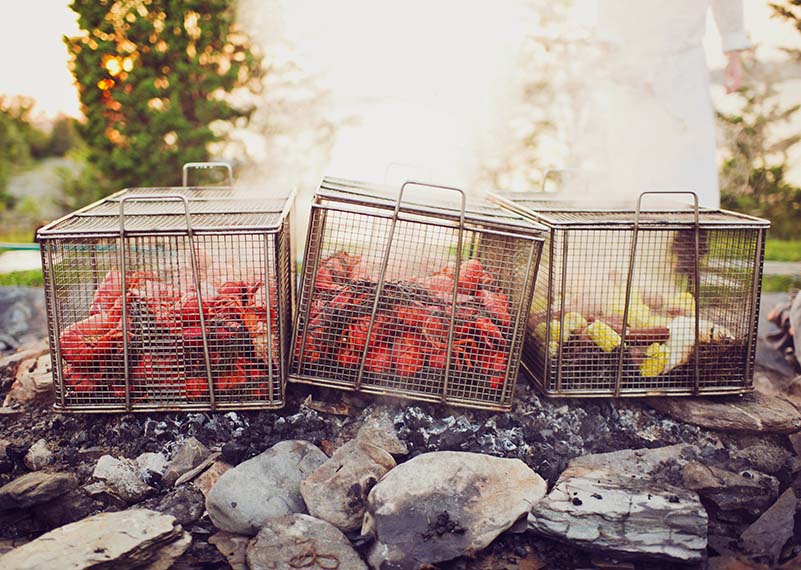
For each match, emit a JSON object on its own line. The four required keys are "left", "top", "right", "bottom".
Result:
{"left": 0, "top": 269, "right": 44, "bottom": 287}
{"left": 764, "top": 238, "right": 801, "bottom": 262}
{"left": 717, "top": 53, "right": 801, "bottom": 239}
{"left": 0, "top": 96, "right": 50, "bottom": 210}
{"left": 48, "top": 116, "right": 81, "bottom": 156}
{"left": 763, "top": 274, "right": 801, "bottom": 293}
{"left": 64, "top": 0, "right": 263, "bottom": 196}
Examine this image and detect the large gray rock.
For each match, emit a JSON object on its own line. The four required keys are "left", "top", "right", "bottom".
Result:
{"left": 206, "top": 440, "right": 328, "bottom": 535}
{"left": 301, "top": 440, "right": 395, "bottom": 532}
{"left": 163, "top": 437, "right": 211, "bottom": 486}
{"left": 246, "top": 514, "right": 367, "bottom": 570}
{"left": 682, "top": 461, "right": 778, "bottom": 517}
{"left": 0, "top": 509, "right": 190, "bottom": 570}
{"left": 0, "top": 471, "right": 78, "bottom": 511}
{"left": 93, "top": 455, "right": 154, "bottom": 504}
{"left": 740, "top": 488, "right": 796, "bottom": 564}
{"left": 647, "top": 391, "right": 801, "bottom": 434}
{"left": 528, "top": 466, "right": 708, "bottom": 563}
{"left": 363, "top": 451, "right": 546, "bottom": 569}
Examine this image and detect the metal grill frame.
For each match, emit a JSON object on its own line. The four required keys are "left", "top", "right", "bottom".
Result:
{"left": 37, "top": 173, "right": 295, "bottom": 413}
{"left": 491, "top": 191, "right": 770, "bottom": 398}
{"left": 289, "top": 177, "right": 546, "bottom": 411}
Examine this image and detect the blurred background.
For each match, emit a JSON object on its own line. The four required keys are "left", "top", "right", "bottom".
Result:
{"left": 0, "top": 0, "right": 800, "bottom": 291}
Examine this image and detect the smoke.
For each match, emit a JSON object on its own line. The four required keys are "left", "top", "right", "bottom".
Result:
{"left": 235, "top": 0, "right": 530, "bottom": 195}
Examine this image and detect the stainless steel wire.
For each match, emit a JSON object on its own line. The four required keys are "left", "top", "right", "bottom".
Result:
{"left": 38, "top": 184, "right": 294, "bottom": 413}
{"left": 492, "top": 192, "right": 769, "bottom": 397}
{"left": 289, "top": 178, "right": 545, "bottom": 411}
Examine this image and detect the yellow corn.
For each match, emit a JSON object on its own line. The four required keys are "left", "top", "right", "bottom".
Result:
{"left": 563, "top": 312, "right": 588, "bottom": 333}
{"left": 586, "top": 320, "right": 621, "bottom": 353}
{"left": 640, "top": 342, "right": 669, "bottom": 377}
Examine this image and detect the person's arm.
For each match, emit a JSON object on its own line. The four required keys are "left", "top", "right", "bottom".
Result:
{"left": 710, "top": 0, "right": 752, "bottom": 93}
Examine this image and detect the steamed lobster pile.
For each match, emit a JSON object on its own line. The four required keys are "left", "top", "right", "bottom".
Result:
{"left": 58, "top": 269, "right": 278, "bottom": 400}
{"left": 296, "top": 252, "right": 514, "bottom": 389}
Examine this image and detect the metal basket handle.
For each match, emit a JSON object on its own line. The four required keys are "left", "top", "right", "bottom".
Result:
{"left": 354, "top": 181, "right": 467, "bottom": 400}
{"left": 182, "top": 162, "right": 233, "bottom": 187}
{"left": 117, "top": 194, "right": 216, "bottom": 410}
{"left": 614, "top": 190, "right": 701, "bottom": 396}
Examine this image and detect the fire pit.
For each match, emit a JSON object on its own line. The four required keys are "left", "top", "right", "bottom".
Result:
{"left": 290, "top": 178, "right": 545, "bottom": 411}
{"left": 492, "top": 191, "right": 769, "bottom": 397}
{"left": 37, "top": 166, "right": 295, "bottom": 412}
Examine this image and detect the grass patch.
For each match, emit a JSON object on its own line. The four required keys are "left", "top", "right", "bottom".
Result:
{"left": 765, "top": 239, "right": 801, "bottom": 262}
{"left": 0, "top": 269, "right": 43, "bottom": 287}
{"left": 763, "top": 274, "right": 801, "bottom": 293}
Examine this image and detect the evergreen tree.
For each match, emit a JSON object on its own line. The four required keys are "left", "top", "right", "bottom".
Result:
{"left": 717, "top": 51, "right": 801, "bottom": 238}
{"left": 64, "top": 0, "right": 263, "bottom": 197}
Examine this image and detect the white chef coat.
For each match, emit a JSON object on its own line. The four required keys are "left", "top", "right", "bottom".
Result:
{"left": 576, "top": 0, "right": 750, "bottom": 209}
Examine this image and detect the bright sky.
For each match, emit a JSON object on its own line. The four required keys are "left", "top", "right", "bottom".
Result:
{"left": 0, "top": 0, "right": 80, "bottom": 119}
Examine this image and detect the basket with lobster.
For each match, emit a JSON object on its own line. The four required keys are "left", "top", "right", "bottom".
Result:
{"left": 38, "top": 163, "right": 295, "bottom": 412}
{"left": 290, "top": 178, "right": 545, "bottom": 411}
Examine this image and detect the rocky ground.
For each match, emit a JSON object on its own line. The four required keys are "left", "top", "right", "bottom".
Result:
{"left": 0, "top": 286, "right": 800, "bottom": 569}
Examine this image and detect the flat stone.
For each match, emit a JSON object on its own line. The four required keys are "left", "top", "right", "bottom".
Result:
{"left": 246, "top": 514, "right": 367, "bottom": 570}
{"left": 647, "top": 392, "right": 801, "bottom": 434}
{"left": 209, "top": 531, "right": 250, "bottom": 570}
{"left": 301, "top": 439, "right": 395, "bottom": 532}
{"left": 93, "top": 455, "right": 154, "bottom": 504}
{"left": 23, "top": 438, "right": 53, "bottom": 471}
{"left": 32, "top": 488, "right": 104, "bottom": 528}
{"left": 528, "top": 466, "right": 708, "bottom": 562}
{"left": 567, "top": 443, "right": 697, "bottom": 476}
{"left": 83, "top": 481, "right": 127, "bottom": 508}
{"left": 194, "top": 460, "right": 232, "bottom": 497}
{"left": 142, "top": 530, "right": 191, "bottom": 570}
{"left": 363, "top": 451, "right": 546, "bottom": 569}
{"left": 682, "top": 462, "right": 778, "bottom": 516}
{"left": 727, "top": 436, "right": 792, "bottom": 475}
{"left": 0, "top": 509, "right": 185, "bottom": 569}
{"left": 163, "top": 437, "right": 211, "bottom": 487}
{"left": 174, "top": 452, "right": 220, "bottom": 487}
{"left": 740, "top": 488, "right": 796, "bottom": 564}
{"left": 0, "top": 471, "right": 78, "bottom": 511}
{"left": 206, "top": 440, "right": 328, "bottom": 535}
{"left": 356, "top": 410, "right": 408, "bottom": 455}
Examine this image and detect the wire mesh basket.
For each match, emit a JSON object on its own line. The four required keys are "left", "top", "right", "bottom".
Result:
{"left": 37, "top": 164, "right": 295, "bottom": 412}
{"left": 492, "top": 190, "right": 770, "bottom": 397}
{"left": 289, "top": 178, "right": 545, "bottom": 411}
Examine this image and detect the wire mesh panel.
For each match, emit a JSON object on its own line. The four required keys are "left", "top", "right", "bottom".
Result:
{"left": 38, "top": 186, "right": 294, "bottom": 412}
{"left": 495, "top": 192, "right": 769, "bottom": 397}
{"left": 289, "top": 178, "right": 545, "bottom": 411}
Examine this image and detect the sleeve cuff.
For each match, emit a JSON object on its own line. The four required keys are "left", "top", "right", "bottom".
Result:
{"left": 721, "top": 31, "right": 752, "bottom": 53}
